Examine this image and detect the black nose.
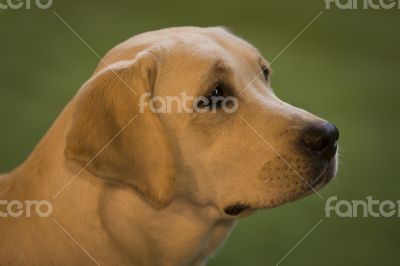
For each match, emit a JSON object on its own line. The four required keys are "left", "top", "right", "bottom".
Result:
{"left": 302, "top": 122, "right": 339, "bottom": 159}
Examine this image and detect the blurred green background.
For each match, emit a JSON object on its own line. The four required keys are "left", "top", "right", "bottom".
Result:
{"left": 0, "top": 0, "right": 399, "bottom": 265}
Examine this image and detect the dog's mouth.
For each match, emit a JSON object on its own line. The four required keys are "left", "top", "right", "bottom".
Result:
{"left": 224, "top": 204, "right": 254, "bottom": 217}
{"left": 224, "top": 160, "right": 337, "bottom": 217}
{"left": 309, "top": 166, "right": 329, "bottom": 189}
{"left": 223, "top": 155, "right": 338, "bottom": 218}
{"left": 306, "top": 159, "right": 337, "bottom": 192}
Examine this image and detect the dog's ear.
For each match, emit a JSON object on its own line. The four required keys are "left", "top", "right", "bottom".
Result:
{"left": 65, "top": 53, "right": 175, "bottom": 208}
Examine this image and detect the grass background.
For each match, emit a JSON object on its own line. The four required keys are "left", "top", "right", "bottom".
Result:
{"left": 0, "top": 0, "right": 399, "bottom": 265}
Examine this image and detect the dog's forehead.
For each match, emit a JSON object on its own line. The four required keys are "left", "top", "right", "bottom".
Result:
{"left": 97, "top": 27, "right": 268, "bottom": 87}
{"left": 149, "top": 27, "right": 267, "bottom": 83}
{"left": 103, "top": 27, "right": 262, "bottom": 67}
{"left": 158, "top": 27, "right": 261, "bottom": 63}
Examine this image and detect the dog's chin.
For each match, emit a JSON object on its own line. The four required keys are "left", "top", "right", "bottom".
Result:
{"left": 224, "top": 158, "right": 338, "bottom": 218}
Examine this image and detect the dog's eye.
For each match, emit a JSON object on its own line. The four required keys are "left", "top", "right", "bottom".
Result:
{"left": 262, "top": 66, "right": 270, "bottom": 81}
{"left": 209, "top": 84, "right": 225, "bottom": 98}
{"left": 197, "top": 82, "right": 228, "bottom": 109}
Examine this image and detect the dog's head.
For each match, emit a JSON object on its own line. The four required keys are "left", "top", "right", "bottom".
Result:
{"left": 65, "top": 27, "right": 339, "bottom": 217}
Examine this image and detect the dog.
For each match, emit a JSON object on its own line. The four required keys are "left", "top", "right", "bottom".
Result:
{"left": 0, "top": 26, "right": 339, "bottom": 266}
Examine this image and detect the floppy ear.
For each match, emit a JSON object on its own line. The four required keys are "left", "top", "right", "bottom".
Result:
{"left": 65, "top": 53, "right": 175, "bottom": 208}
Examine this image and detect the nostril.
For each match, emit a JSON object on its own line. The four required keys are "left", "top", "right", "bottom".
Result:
{"left": 302, "top": 122, "right": 339, "bottom": 159}
{"left": 303, "top": 135, "right": 330, "bottom": 152}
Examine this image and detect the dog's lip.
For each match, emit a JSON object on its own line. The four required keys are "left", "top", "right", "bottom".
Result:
{"left": 223, "top": 204, "right": 255, "bottom": 217}
{"left": 310, "top": 168, "right": 327, "bottom": 188}
{"left": 307, "top": 163, "right": 334, "bottom": 191}
{"left": 224, "top": 161, "right": 336, "bottom": 216}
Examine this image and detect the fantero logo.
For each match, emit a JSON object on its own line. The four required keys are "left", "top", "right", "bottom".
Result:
{"left": 0, "top": 0, "right": 53, "bottom": 10}
{"left": 0, "top": 200, "right": 53, "bottom": 218}
{"left": 325, "top": 0, "right": 400, "bottom": 9}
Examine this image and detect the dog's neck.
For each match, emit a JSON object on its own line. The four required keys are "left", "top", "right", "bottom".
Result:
{"left": 1, "top": 104, "right": 235, "bottom": 266}
{"left": 98, "top": 183, "right": 235, "bottom": 265}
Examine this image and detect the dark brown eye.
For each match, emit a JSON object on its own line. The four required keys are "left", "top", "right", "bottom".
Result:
{"left": 197, "top": 82, "right": 229, "bottom": 109}
{"left": 207, "top": 82, "right": 229, "bottom": 108}
{"left": 209, "top": 83, "right": 225, "bottom": 98}
{"left": 261, "top": 66, "right": 270, "bottom": 81}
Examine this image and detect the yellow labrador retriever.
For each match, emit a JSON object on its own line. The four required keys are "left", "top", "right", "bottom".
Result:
{"left": 0, "top": 27, "right": 339, "bottom": 265}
